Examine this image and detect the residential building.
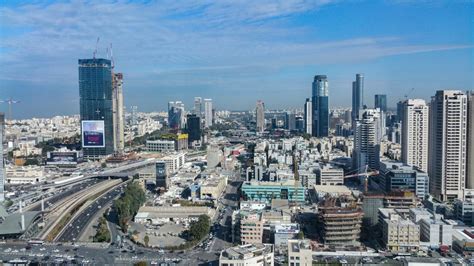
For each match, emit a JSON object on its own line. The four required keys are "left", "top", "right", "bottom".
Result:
{"left": 467, "top": 92, "right": 474, "bottom": 189}
{"left": 312, "top": 75, "right": 329, "bottom": 137}
{"left": 219, "top": 244, "right": 274, "bottom": 266}
{"left": 78, "top": 58, "right": 114, "bottom": 159}
{"left": 256, "top": 100, "right": 265, "bottom": 133}
{"left": 382, "top": 212, "right": 420, "bottom": 252}
{"left": 375, "top": 94, "right": 387, "bottom": 113}
{"left": 353, "top": 109, "right": 382, "bottom": 172}
{"left": 429, "top": 90, "right": 468, "bottom": 201}
{"left": 288, "top": 239, "right": 313, "bottom": 266}
{"left": 204, "top": 98, "right": 213, "bottom": 127}
{"left": 316, "top": 164, "right": 344, "bottom": 186}
{"left": 402, "top": 99, "right": 429, "bottom": 172}
{"left": 304, "top": 98, "right": 312, "bottom": 135}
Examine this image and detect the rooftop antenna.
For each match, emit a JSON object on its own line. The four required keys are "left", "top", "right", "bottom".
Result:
{"left": 93, "top": 37, "right": 100, "bottom": 59}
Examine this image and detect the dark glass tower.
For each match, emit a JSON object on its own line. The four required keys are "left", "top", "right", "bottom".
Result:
{"left": 352, "top": 74, "right": 364, "bottom": 129}
{"left": 186, "top": 114, "right": 201, "bottom": 143}
{"left": 374, "top": 94, "right": 387, "bottom": 112}
{"left": 312, "top": 75, "right": 329, "bottom": 137}
{"left": 79, "top": 58, "right": 114, "bottom": 159}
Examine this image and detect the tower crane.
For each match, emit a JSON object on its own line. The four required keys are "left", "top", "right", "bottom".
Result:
{"left": 0, "top": 97, "right": 21, "bottom": 121}
{"left": 344, "top": 165, "right": 379, "bottom": 193}
{"left": 93, "top": 37, "right": 100, "bottom": 59}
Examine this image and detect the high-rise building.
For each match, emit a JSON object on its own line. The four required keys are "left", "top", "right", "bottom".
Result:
{"left": 312, "top": 75, "right": 329, "bottom": 137}
{"left": 429, "top": 90, "right": 468, "bottom": 201}
{"left": 204, "top": 98, "right": 213, "bottom": 128}
{"left": 194, "top": 97, "right": 202, "bottom": 118}
{"left": 304, "top": 98, "right": 312, "bottom": 135}
{"left": 353, "top": 109, "right": 382, "bottom": 172}
{"left": 285, "top": 112, "right": 296, "bottom": 131}
{"left": 468, "top": 92, "right": 474, "bottom": 189}
{"left": 130, "top": 105, "right": 138, "bottom": 126}
{"left": 375, "top": 94, "right": 387, "bottom": 113}
{"left": 396, "top": 101, "right": 405, "bottom": 123}
{"left": 168, "top": 101, "right": 185, "bottom": 129}
{"left": 352, "top": 74, "right": 364, "bottom": 129}
{"left": 155, "top": 161, "right": 169, "bottom": 189}
{"left": 79, "top": 58, "right": 114, "bottom": 159}
{"left": 0, "top": 113, "right": 4, "bottom": 201}
{"left": 186, "top": 114, "right": 201, "bottom": 144}
{"left": 256, "top": 100, "right": 265, "bottom": 133}
{"left": 401, "top": 99, "right": 429, "bottom": 172}
{"left": 112, "top": 73, "right": 124, "bottom": 153}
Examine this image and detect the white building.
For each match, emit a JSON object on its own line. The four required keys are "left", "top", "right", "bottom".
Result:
{"left": 382, "top": 213, "right": 420, "bottom": 252}
{"left": 429, "top": 90, "right": 468, "bottom": 201}
{"left": 5, "top": 166, "right": 45, "bottom": 184}
{"left": 194, "top": 97, "right": 202, "bottom": 118}
{"left": 162, "top": 152, "right": 186, "bottom": 174}
{"left": 0, "top": 113, "right": 4, "bottom": 201}
{"left": 219, "top": 244, "right": 274, "bottom": 266}
{"left": 317, "top": 164, "right": 344, "bottom": 186}
{"left": 146, "top": 140, "right": 175, "bottom": 153}
{"left": 304, "top": 98, "right": 312, "bottom": 135}
{"left": 402, "top": 99, "right": 429, "bottom": 173}
{"left": 256, "top": 100, "right": 265, "bottom": 133}
{"left": 112, "top": 73, "right": 125, "bottom": 153}
{"left": 419, "top": 218, "right": 453, "bottom": 247}
{"left": 288, "top": 239, "right": 313, "bottom": 266}
{"left": 204, "top": 98, "right": 213, "bottom": 127}
{"left": 353, "top": 109, "right": 382, "bottom": 172}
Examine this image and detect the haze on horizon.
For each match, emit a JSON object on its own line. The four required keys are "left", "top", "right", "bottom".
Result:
{"left": 0, "top": 0, "right": 473, "bottom": 119}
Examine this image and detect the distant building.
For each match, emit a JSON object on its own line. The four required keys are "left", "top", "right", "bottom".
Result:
{"left": 155, "top": 161, "right": 168, "bottom": 189}
{"left": 352, "top": 73, "right": 364, "bottom": 129}
{"left": 256, "top": 100, "right": 265, "bottom": 133}
{"left": 194, "top": 97, "right": 202, "bottom": 118}
{"left": 304, "top": 98, "right": 312, "bottom": 135}
{"left": 79, "top": 58, "right": 114, "bottom": 159}
{"left": 374, "top": 94, "right": 387, "bottom": 113}
{"left": 312, "top": 75, "right": 329, "bottom": 137}
{"left": 168, "top": 101, "right": 185, "bottom": 129}
{"left": 429, "top": 90, "right": 468, "bottom": 201}
{"left": 285, "top": 112, "right": 296, "bottom": 131}
{"left": 219, "top": 244, "right": 274, "bottom": 266}
{"left": 204, "top": 98, "right": 213, "bottom": 127}
{"left": 402, "top": 99, "right": 429, "bottom": 172}
{"left": 0, "top": 113, "right": 4, "bottom": 201}
{"left": 186, "top": 114, "right": 201, "bottom": 144}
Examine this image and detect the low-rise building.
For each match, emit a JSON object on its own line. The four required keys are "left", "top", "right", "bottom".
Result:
{"left": 146, "top": 140, "right": 175, "bottom": 153}
{"left": 452, "top": 229, "right": 474, "bottom": 254}
{"left": 162, "top": 152, "right": 186, "bottom": 174}
{"left": 219, "top": 244, "right": 274, "bottom": 266}
{"left": 382, "top": 212, "right": 420, "bottom": 252}
{"left": 287, "top": 239, "right": 313, "bottom": 266}
{"left": 241, "top": 179, "right": 305, "bottom": 203}
{"left": 419, "top": 218, "right": 453, "bottom": 247}
{"left": 5, "top": 166, "right": 45, "bottom": 184}
{"left": 200, "top": 175, "right": 227, "bottom": 200}
{"left": 274, "top": 224, "right": 300, "bottom": 249}
{"left": 317, "top": 164, "right": 344, "bottom": 186}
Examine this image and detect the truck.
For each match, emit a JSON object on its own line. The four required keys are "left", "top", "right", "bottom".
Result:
{"left": 439, "top": 245, "right": 449, "bottom": 256}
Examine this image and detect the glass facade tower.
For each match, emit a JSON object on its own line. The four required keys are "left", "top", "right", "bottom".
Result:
{"left": 312, "top": 75, "right": 329, "bottom": 137}
{"left": 79, "top": 58, "right": 114, "bottom": 159}
{"left": 375, "top": 94, "right": 387, "bottom": 113}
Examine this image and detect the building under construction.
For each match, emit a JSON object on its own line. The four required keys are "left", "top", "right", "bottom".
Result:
{"left": 318, "top": 196, "right": 364, "bottom": 247}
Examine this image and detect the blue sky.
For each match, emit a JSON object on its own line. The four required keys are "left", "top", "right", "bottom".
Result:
{"left": 0, "top": 0, "right": 473, "bottom": 118}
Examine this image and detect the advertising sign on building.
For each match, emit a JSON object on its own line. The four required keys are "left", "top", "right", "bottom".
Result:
{"left": 82, "top": 120, "right": 105, "bottom": 148}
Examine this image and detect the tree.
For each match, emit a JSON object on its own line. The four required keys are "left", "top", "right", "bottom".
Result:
{"left": 144, "top": 235, "right": 150, "bottom": 247}
{"left": 297, "top": 230, "right": 305, "bottom": 239}
{"left": 134, "top": 262, "right": 147, "bottom": 266}
{"left": 188, "top": 215, "right": 210, "bottom": 241}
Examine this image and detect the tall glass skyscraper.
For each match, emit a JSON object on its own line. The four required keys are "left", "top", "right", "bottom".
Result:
{"left": 312, "top": 75, "right": 329, "bottom": 137}
{"left": 352, "top": 74, "right": 364, "bottom": 129}
{"left": 79, "top": 58, "right": 114, "bottom": 159}
{"left": 374, "top": 94, "right": 387, "bottom": 113}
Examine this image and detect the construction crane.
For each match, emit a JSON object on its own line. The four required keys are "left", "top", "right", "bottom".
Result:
{"left": 344, "top": 165, "right": 379, "bottom": 193}
{"left": 0, "top": 97, "right": 21, "bottom": 121}
{"left": 404, "top": 88, "right": 415, "bottom": 100}
{"left": 93, "top": 37, "right": 100, "bottom": 59}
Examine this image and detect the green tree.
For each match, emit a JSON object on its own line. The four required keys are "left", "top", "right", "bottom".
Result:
{"left": 134, "top": 262, "right": 147, "bottom": 266}
{"left": 113, "top": 181, "right": 146, "bottom": 232}
{"left": 144, "top": 235, "right": 150, "bottom": 247}
{"left": 297, "top": 230, "right": 305, "bottom": 239}
{"left": 188, "top": 215, "right": 210, "bottom": 241}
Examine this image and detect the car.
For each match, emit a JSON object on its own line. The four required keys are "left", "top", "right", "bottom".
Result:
{"left": 339, "top": 259, "right": 348, "bottom": 264}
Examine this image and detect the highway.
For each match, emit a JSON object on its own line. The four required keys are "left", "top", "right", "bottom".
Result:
{"left": 56, "top": 183, "right": 126, "bottom": 242}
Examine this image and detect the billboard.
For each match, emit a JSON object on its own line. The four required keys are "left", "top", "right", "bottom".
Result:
{"left": 46, "top": 151, "right": 78, "bottom": 166}
{"left": 82, "top": 120, "right": 105, "bottom": 148}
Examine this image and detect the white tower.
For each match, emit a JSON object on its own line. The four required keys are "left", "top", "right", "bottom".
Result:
{"left": 402, "top": 99, "right": 429, "bottom": 172}
{"left": 204, "top": 99, "right": 213, "bottom": 128}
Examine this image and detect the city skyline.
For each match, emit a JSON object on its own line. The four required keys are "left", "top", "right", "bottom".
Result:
{"left": 0, "top": 1, "right": 473, "bottom": 119}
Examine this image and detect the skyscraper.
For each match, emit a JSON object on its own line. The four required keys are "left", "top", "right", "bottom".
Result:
{"left": 304, "top": 98, "right": 312, "bottom": 135}
{"left": 186, "top": 114, "right": 201, "bottom": 144}
{"left": 0, "top": 113, "right": 4, "bottom": 201}
{"left": 374, "top": 94, "right": 387, "bottom": 113}
{"left": 286, "top": 112, "right": 296, "bottom": 131}
{"left": 466, "top": 92, "right": 474, "bottom": 189}
{"left": 79, "top": 58, "right": 114, "bottom": 159}
{"left": 401, "top": 99, "right": 429, "bottom": 172}
{"left": 352, "top": 74, "right": 364, "bottom": 129}
{"left": 130, "top": 105, "right": 138, "bottom": 126}
{"left": 112, "top": 73, "right": 124, "bottom": 153}
{"left": 256, "top": 100, "right": 265, "bottom": 133}
{"left": 429, "top": 90, "right": 468, "bottom": 201}
{"left": 194, "top": 97, "right": 203, "bottom": 118}
{"left": 204, "top": 98, "right": 213, "bottom": 127}
{"left": 353, "top": 109, "right": 382, "bottom": 173}
{"left": 168, "top": 101, "right": 185, "bottom": 129}
{"left": 312, "top": 75, "right": 329, "bottom": 137}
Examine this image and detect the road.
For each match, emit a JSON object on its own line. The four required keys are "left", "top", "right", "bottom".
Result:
{"left": 56, "top": 183, "right": 126, "bottom": 242}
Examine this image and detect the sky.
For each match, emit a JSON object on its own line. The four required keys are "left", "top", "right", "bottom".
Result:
{"left": 0, "top": 0, "right": 473, "bottom": 119}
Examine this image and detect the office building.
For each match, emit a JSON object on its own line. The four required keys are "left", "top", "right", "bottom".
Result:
{"left": 112, "top": 73, "right": 124, "bottom": 153}
{"left": 155, "top": 161, "right": 168, "bottom": 189}
{"left": 402, "top": 99, "right": 429, "bottom": 172}
{"left": 379, "top": 160, "right": 429, "bottom": 199}
{"left": 353, "top": 109, "right": 382, "bottom": 172}
{"left": 286, "top": 112, "right": 296, "bottom": 131}
{"left": 204, "top": 98, "right": 213, "bottom": 127}
{"left": 0, "top": 113, "right": 4, "bottom": 201}
{"left": 241, "top": 179, "right": 305, "bottom": 203}
{"left": 186, "top": 114, "right": 201, "bottom": 144}
{"left": 219, "top": 244, "right": 274, "bottom": 266}
{"left": 146, "top": 140, "right": 175, "bottom": 153}
{"left": 194, "top": 97, "right": 202, "bottom": 118}
{"left": 375, "top": 94, "right": 387, "bottom": 113}
{"left": 352, "top": 73, "right": 364, "bottom": 129}
{"left": 467, "top": 92, "right": 474, "bottom": 189}
{"left": 79, "top": 58, "right": 114, "bottom": 159}
{"left": 429, "top": 90, "right": 468, "bottom": 201}
{"left": 419, "top": 218, "right": 453, "bottom": 247}
{"left": 295, "top": 116, "right": 304, "bottom": 132}
{"left": 256, "top": 100, "right": 265, "bottom": 133}
{"left": 168, "top": 101, "right": 185, "bottom": 129}
{"left": 382, "top": 212, "right": 420, "bottom": 252}
{"left": 304, "top": 98, "right": 312, "bottom": 135}
{"left": 130, "top": 105, "right": 138, "bottom": 125}
{"left": 312, "top": 75, "right": 329, "bottom": 137}
{"left": 316, "top": 164, "right": 344, "bottom": 186}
